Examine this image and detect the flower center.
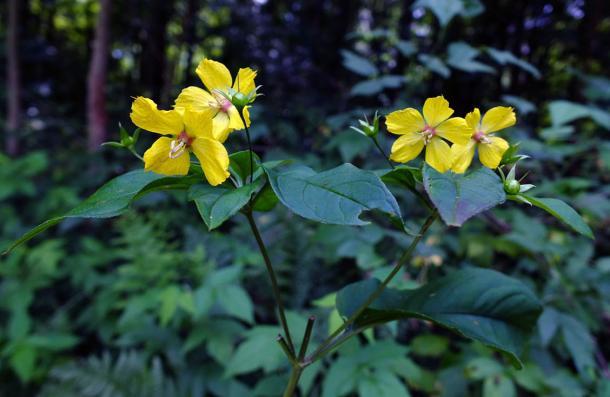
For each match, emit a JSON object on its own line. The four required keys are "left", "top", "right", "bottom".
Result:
{"left": 169, "top": 131, "right": 193, "bottom": 159}
{"left": 473, "top": 130, "right": 491, "bottom": 144}
{"left": 210, "top": 89, "right": 233, "bottom": 113}
{"left": 421, "top": 125, "right": 436, "bottom": 144}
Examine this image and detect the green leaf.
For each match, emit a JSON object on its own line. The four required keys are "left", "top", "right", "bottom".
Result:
{"left": 418, "top": 54, "right": 451, "bottom": 78}
{"left": 217, "top": 285, "right": 254, "bottom": 324}
{"left": 265, "top": 163, "right": 402, "bottom": 226}
{"left": 446, "top": 42, "right": 496, "bottom": 74}
{"left": 229, "top": 150, "right": 261, "bottom": 185}
{"left": 341, "top": 50, "right": 378, "bottom": 77}
{"left": 224, "top": 327, "right": 283, "bottom": 377}
{"left": 378, "top": 165, "right": 422, "bottom": 189}
{"left": 28, "top": 333, "right": 79, "bottom": 351}
{"left": 547, "top": 100, "right": 610, "bottom": 130}
{"left": 548, "top": 101, "right": 591, "bottom": 126}
{"left": 411, "top": 334, "right": 449, "bottom": 357}
{"left": 423, "top": 165, "right": 506, "bottom": 226}
{"left": 350, "top": 75, "right": 404, "bottom": 97}
{"left": 396, "top": 40, "right": 416, "bottom": 57}
{"left": 3, "top": 170, "right": 191, "bottom": 254}
{"left": 414, "top": 0, "right": 463, "bottom": 26}
{"left": 465, "top": 357, "right": 504, "bottom": 380}
{"left": 10, "top": 343, "right": 36, "bottom": 382}
{"left": 189, "top": 183, "right": 258, "bottom": 230}
{"left": 252, "top": 183, "right": 279, "bottom": 212}
{"left": 483, "top": 375, "right": 517, "bottom": 397}
{"left": 486, "top": 48, "right": 541, "bottom": 79}
{"left": 159, "top": 286, "right": 180, "bottom": 326}
{"left": 336, "top": 268, "right": 542, "bottom": 367}
{"left": 519, "top": 196, "right": 593, "bottom": 239}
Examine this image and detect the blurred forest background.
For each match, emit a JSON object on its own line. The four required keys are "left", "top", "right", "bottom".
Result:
{"left": 2, "top": 0, "right": 610, "bottom": 396}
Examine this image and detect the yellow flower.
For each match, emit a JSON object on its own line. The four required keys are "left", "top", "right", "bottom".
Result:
{"left": 386, "top": 96, "right": 471, "bottom": 173}
{"left": 450, "top": 107, "right": 515, "bottom": 173}
{"left": 130, "top": 96, "right": 230, "bottom": 186}
{"left": 175, "top": 59, "right": 257, "bottom": 143}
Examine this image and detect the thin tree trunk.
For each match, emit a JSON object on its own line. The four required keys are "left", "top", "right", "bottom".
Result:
{"left": 86, "top": 0, "right": 111, "bottom": 151}
{"left": 6, "top": 0, "right": 20, "bottom": 156}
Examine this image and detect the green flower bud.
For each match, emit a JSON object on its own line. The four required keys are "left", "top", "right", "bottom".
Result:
{"left": 504, "top": 179, "right": 521, "bottom": 195}
{"left": 231, "top": 92, "right": 250, "bottom": 109}
{"left": 351, "top": 111, "right": 380, "bottom": 138}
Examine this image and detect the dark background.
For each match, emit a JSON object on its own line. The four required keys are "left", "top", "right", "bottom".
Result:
{"left": 2, "top": 0, "right": 610, "bottom": 396}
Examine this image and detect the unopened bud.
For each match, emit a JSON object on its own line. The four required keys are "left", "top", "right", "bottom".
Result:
{"left": 504, "top": 179, "right": 521, "bottom": 195}
{"left": 232, "top": 92, "right": 250, "bottom": 109}
{"left": 350, "top": 111, "right": 380, "bottom": 138}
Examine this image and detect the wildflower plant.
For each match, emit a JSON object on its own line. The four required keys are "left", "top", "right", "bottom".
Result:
{"left": 4, "top": 58, "right": 594, "bottom": 396}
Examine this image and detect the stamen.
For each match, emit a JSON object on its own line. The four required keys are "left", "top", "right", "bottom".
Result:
{"left": 169, "top": 139, "right": 186, "bottom": 159}
{"left": 421, "top": 125, "right": 437, "bottom": 145}
{"left": 473, "top": 130, "right": 491, "bottom": 144}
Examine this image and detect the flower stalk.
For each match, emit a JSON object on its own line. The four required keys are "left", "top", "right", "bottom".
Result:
{"left": 245, "top": 211, "right": 295, "bottom": 353}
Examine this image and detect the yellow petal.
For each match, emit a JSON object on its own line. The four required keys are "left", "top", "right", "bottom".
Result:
{"left": 227, "top": 105, "right": 251, "bottom": 131}
{"left": 425, "top": 137, "right": 452, "bottom": 173}
{"left": 464, "top": 108, "right": 481, "bottom": 131}
{"left": 143, "top": 137, "right": 190, "bottom": 175}
{"left": 423, "top": 96, "right": 454, "bottom": 127}
{"left": 183, "top": 108, "right": 215, "bottom": 139}
{"left": 232, "top": 67, "right": 257, "bottom": 94}
{"left": 389, "top": 132, "right": 424, "bottom": 163}
{"left": 481, "top": 106, "right": 516, "bottom": 134}
{"left": 212, "top": 112, "right": 231, "bottom": 143}
{"left": 196, "top": 59, "right": 232, "bottom": 92}
{"left": 385, "top": 108, "right": 425, "bottom": 135}
{"left": 450, "top": 140, "right": 476, "bottom": 173}
{"left": 435, "top": 117, "right": 472, "bottom": 145}
{"left": 243, "top": 106, "right": 251, "bottom": 126}
{"left": 478, "top": 137, "right": 509, "bottom": 169}
{"left": 130, "top": 97, "right": 183, "bottom": 135}
{"left": 175, "top": 86, "right": 215, "bottom": 112}
{"left": 191, "top": 137, "right": 230, "bottom": 186}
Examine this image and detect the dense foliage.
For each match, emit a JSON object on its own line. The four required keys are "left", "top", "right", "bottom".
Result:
{"left": 2, "top": 0, "right": 610, "bottom": 396}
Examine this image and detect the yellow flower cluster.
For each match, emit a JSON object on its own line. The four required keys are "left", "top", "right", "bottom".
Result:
{"left": 386, "top": 96, "right": 515, "bottom": 173}
{"left": 129, "top": 59, "right": 257, "bottom": 186}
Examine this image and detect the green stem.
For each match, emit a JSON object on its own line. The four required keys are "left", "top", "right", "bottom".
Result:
{"left": 237, "top": 108, "right": 255, "bottom": 186}
{"left": 372, "top": 136, "right": 394, "bottom": 170}
{"left": 245, "top": 211, "right": 296, "bottom": 353}
{"left": 282, "top": 366, "right": 302, "bottom": 397}
{"left": 298, "top": 316, "right": 315, "bottom": 361}
{"left": 306, "top": 210, "right": 438, "bottom": 363}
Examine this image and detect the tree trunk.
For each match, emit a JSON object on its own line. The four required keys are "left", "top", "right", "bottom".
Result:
{"left": 6, "top": 0, "right": 20, "bottom": 156}
{"left": 139, "top": 0, "right": 175, "bottom": 104}
{"left": 86, "top": 0, "right": 111, "bottom": 151}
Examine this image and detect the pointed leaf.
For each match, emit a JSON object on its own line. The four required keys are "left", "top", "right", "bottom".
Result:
{"left": 336, "top": 268, "right": 542, "bottom": 367}
{"left": 423, "top": 165, "right": 506, "bottom": 226}
{"left": 520, "top": 196, "right": 593, "bottom": 239}
{"left": 189, "top": 183, "right": 259, "bottom": 230}
{"left": 3, "top": 170, "right": 192, "bottom": 254}
{"left": 265, "top": 163, "right": 401, "bottom": 225}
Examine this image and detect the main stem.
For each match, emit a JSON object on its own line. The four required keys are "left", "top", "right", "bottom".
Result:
{"left": 237, "top": 107, "right": 295, "bottom": 352}
{"left": 306, "top": 210, "right": 438, "bottom": 363}
{"left": 283, "top": 367, "right": 302, "bottom": 397}
{"left": 245, "top": 211, "right": 295, "bottom": 353}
